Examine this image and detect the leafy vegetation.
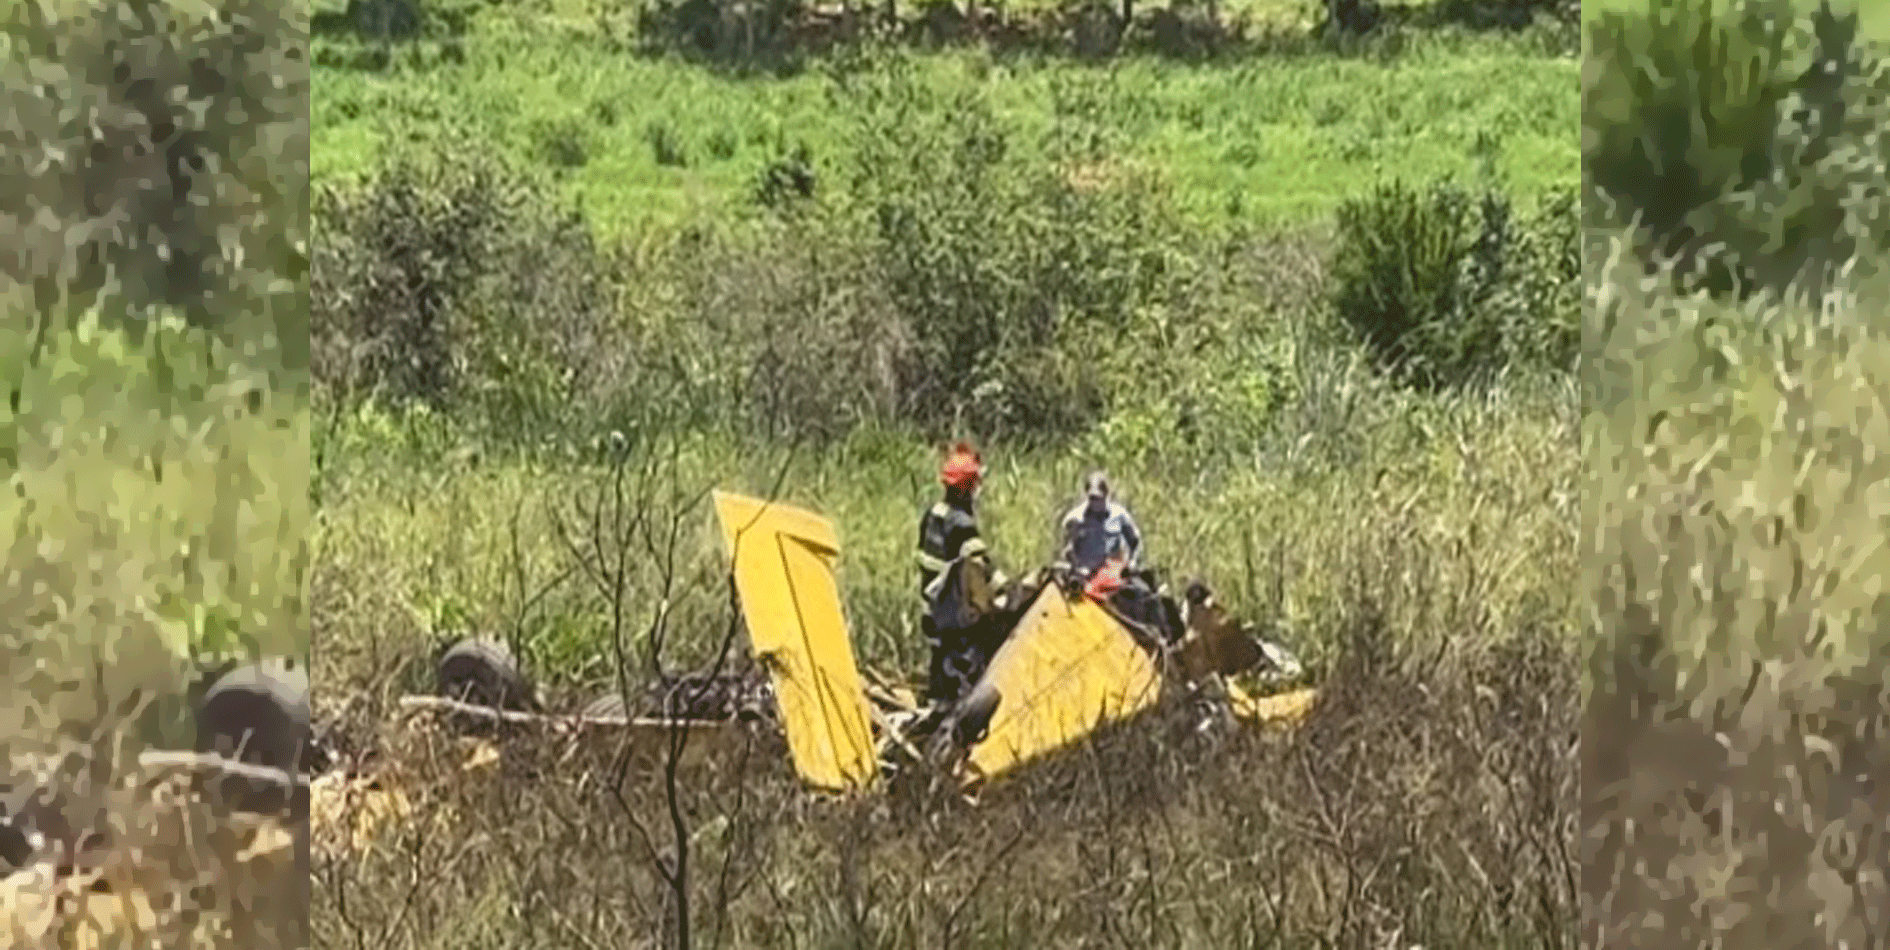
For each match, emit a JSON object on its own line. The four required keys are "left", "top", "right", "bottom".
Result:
{"left": 1583, "top": 0, "right": 1890, "bottom": 945}
{"left": 0, "top": 0, "right": 308, "bottom": 944}
{"left": 1330, "top": 178, "right": 1577, "bottom": 387}
{"left": 1583, "top": 0, "right": 1889, "bottom": 297}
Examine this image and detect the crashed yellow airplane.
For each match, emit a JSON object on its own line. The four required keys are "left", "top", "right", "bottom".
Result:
{"left": 310, "top": 489, "right": 1319, "bottom": 860}
{"left": 708, "top": 490, "right": 1317, "bottom": 795}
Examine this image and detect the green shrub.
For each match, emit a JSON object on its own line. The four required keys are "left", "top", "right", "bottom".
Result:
{"left": 1429, "top": 0, "right": 1578, "bottom": 29}
{"left": 312, "top": 0, "right": 480, "bottom": 40}
{"left": 1583, "top": 0, "right": 1890, "bottom": 298}
{"left": 833, "top": 56, "right": 1196, "bottom": 440}
{"left": 1328, "top": 178, "right": 1513, "bottom": 389}
{"left": 0, "top": 0, "right": 309, "bottom": 370}
{"left": 1493, "top": 184, "right": 1579, "bottom": 371}
{"left": 1329, "top": 177, "right": 1578, "bottom": 388}
{"left": 311, "top": 149, "right": 626, "bottom": 442}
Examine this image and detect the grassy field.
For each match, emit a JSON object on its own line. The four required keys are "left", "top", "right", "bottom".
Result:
{"left": 310, "top": 0, "right": 1582, "bottom": 946}
{"left": 313, "top": 399, "right": 1580, "bottom": 948}
{"left": 313, "top": 14, "right": 1578, "bottom": 233}
{"left": 309, "top": 11, "right": 1584, "bottom": 690}
{"left": 315, "top": 376, "right": 1576, "bottom": 690}
{"left": 1583, "top": 245, "right": 1890, "bottom": 950}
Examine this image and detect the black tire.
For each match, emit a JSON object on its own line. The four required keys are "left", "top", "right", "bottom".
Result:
{"left": 196, "top": 660, "right": 312, "bottom": 775}
{"left": 195, "top": 659, "right": 312, "bottom": 816}
{"left": 437, "top": 637, "right": 536, "bottom": 712}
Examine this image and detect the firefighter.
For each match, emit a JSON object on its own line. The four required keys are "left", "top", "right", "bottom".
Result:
{"left": 915, "top": 441, "right": 1008, "bottom": 707}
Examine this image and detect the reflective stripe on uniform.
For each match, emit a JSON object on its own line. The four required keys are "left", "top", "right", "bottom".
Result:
{"left": 922, "top": 568, "right": 951, "bottom": 605}
{"left": 917, "top": 530, "right": 988, "bottom": 575}
{"left": 922, "top": 544, "right": 992, "bottom": 606}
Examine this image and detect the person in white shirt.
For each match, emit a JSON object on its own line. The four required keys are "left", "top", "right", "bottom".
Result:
{"left": 1059, "top": 470, "right": 1144, "bottom": 581}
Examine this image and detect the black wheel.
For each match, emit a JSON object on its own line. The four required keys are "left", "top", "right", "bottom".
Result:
{"left": 437, "top": 637, "right": 537, "bottom": 712}
{"left": 195, "top": 659, "right": 312, "bottom": 815}
{"left": 197, "top": 660, "right": 312, "bottom": 774}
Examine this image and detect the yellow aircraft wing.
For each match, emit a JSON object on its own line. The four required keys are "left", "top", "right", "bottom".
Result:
{"left": 713, "top": 491, "right": 877, "bottom": 793}
{"left": 961, "top": 584, "right": 1165, "bottom": 784}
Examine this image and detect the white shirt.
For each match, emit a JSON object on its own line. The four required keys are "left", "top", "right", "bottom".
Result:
{"left": 1060, "top": 499, "right": 1143, "bottom": 575}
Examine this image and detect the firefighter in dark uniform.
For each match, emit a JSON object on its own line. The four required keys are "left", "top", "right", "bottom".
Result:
{"left": 915, "top": 441, "right": 1008, "bottom": 708}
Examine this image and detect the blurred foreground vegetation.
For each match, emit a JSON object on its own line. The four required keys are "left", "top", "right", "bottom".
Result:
{"left": 0, "top": 0, "right": 307, "bottom": 943}
{"left": 1582, "top": 0, "right": 1890, "bottom": 945}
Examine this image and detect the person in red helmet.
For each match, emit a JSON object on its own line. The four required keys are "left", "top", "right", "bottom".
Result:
{"left": 915, "top": 441, "right": 1009, "bottom": 707}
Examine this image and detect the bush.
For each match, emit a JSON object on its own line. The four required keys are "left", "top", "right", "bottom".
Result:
{"left": 1429, "top": 0, "right": 1578, "bottom": 29}
{"left": 1493, "top": 184, "right": 1579, "bottom": 371}
{"left": 1328, "top": 179, "right": 1505, "bottom": 388}
{"left": 312, "top": 0, "right": 481, "bottom": 40}
{"left": 1328, "top": 178, "right": 1577, "bottom": 389}
{"left": 311, "top": 149, "right": 628, "bottom": 442}
{"left": 1583, "top": 0, "right": 1890, "bottom": 298}
{"left": 311, "top": 55, "right": 1219, "bottom": 450}
{"left": 0, "top": 0, "right": 309, "bottom": 372}
{"left": 833, "top": 56, "right": 1197, "bottom": 441}
{"left": 1321, "top": 0, "right": 1579, "bottom": 35}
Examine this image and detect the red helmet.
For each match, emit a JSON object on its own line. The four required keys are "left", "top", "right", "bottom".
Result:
{"left": 940, "top": 441, "right": 983, "bottom": 491}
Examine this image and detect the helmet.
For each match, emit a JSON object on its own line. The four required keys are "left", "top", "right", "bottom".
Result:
{"left": 941, "top": 441, "right": 984, "bottom": 491}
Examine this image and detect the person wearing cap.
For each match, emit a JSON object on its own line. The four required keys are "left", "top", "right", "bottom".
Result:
{"left": 1059, "top": 470, "right": 1145, "bottom": 582}
{"left": 1060, "top": 471, "right": 1182, "bottom": 639}
{"left": 915, "top": 441, "right": 1009, "bottom": 706}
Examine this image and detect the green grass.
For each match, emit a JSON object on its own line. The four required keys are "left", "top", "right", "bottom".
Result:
{"left": 314, "top": 372, "right": 1574, "bottom": 701}
{"left": 0, "top": 1, "right": 310, "bottom": 943}
{"left": 313, "top": 32, "right": 1578, "bottom": 235}
{"left": 1583, "top": 233, "right": 1890, "bottom": 948}
{"left": 310, "top": 0, "right": 1582, "bottom": 695}
{"left": 311, "top": 364, "right": 1579, "bottom": 949}
{"left": 0, "top": 305, "right": 309, "bottom": 752}
{"left": 1577, "top": 4, "right": 1890, "bottom": 942}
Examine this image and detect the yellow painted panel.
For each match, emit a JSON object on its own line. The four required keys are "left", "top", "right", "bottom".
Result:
{"left": 963, "top": 585, "right": 1164, "bottom": 783}
{"left": 1225, "top": 682, "right": 1319, "bottom": 727}
{"left": 712, "top": 491, "right": 877, "bottom": 792}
